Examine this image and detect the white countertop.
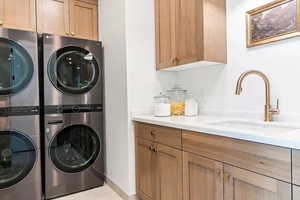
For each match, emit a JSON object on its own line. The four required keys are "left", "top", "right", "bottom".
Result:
{"left": 132, "top": 113, "right": 300, "bottom": 149}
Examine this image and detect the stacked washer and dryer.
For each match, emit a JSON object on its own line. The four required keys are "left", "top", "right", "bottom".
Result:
{"left": 0, "top": 28, "right": 42, "bottom": 200}
{"left": 41, "top": 34, "right": 105, "bottom": 199}
{"left": 0, "top": 28, "right": 104, "bottom": 200}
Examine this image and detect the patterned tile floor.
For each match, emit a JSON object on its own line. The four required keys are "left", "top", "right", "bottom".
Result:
{"left": 55, "top": 185, "right": 123, "bottom": 200}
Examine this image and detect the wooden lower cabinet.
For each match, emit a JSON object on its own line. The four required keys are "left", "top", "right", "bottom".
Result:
{"left": 155, "top": 144, "right": 182, "bottom": 200}
{"left": 224, "top": 164, "right": 291, "bottom": 200}
{"left": 135, "top": 124, "right": 294, "bottom": 200}
{"left": 136, "top": 138, "right": 156, "bottom": 200}
{"left": 183, "top": 152, "right": 223, "bottom": 200}
{"left": 293, "top": 185, "right": 300, "bottom": 200}
{"left": 135, "top": 137, "right": 182, "bottom": 200}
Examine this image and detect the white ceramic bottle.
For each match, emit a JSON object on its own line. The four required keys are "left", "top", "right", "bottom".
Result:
{"left": 153, "top": 93, "right": 171, "bottom": 117}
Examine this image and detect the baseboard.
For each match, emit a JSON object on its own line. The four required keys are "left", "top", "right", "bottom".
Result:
{"left": 105, "top": 177, "right": 138, "bottom": 200}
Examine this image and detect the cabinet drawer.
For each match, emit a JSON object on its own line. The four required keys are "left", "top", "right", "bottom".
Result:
{"left": 182, "top": 130, "right": 291, "bottom": 182}
{"left": 135, "top": 123, "right": 182, "bottom": 149}
{"left": 292, "top": 149, "right": 300, "bottom": 185}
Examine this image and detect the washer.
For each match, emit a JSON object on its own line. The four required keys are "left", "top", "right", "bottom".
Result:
{"left": 0, "top": 27, "right": 39, "bottom": 108}
{"left": 42, "top": 33, "right": 103, "bottom": 106}
{"left": 0, "top": 108, "right": 42, "bottom": 200}
{"left": 44, "top": 105, "right": 104, "bottom": 199}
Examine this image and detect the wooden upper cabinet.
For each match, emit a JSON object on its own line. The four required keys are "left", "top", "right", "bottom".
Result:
{"left": 224, "top": 164, "right": 291, "bottom": 200}
{"left": 136, "top": 138, "right": 156, "bottom": 200}
{"left": 0, "top": 0, "right": 36, "bottom": 31}
{"left": 38, "top": 0, "right": 98, "bottom": 40}
{"left": 69, "top": 0, "right": 98, "bottom": 40}
{"left": 155, "top": 0, "right": 227, "bottom": 70}
{"left": 155, "top": 144, "right": 182, "bottom": 200}
{"left": 183, "top": 152, "right": 223, "bottom": 200}
{"left": 155, "top": 0, "right": 176, "bottom": 69}
{"left": 38, "top": 0, "right": 70, "bottom": 36}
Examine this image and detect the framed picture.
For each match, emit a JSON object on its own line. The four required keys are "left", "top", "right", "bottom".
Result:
{"left": 246, "top": 0, "right": 300, "bottom": 47}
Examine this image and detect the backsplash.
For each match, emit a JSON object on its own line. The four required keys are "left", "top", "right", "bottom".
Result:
{"left": 176, "top": 0, "right": 300, "bottom": 122}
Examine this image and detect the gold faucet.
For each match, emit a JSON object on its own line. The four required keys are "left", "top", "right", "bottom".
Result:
{"left": 235, "top": 70, "right": 279, "bottom": 122}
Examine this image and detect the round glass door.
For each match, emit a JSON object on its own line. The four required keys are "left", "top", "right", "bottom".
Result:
{"left": 0, "top": 131, "right": 36, "bottom": 189}
{"left": 50, "top": 125, "right": 100, "bottom": 173}
{"left": 0, "top": 38, "right": 34, "bottom": 95}
{"left": 48, "top": 46, "right": 100, "bottom": 94}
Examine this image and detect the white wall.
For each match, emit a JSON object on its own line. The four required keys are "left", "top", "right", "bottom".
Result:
{"left": 177, "top": 0, "right": 300, "bottom": 121}
{"left": 100, "top": 0, "right": 177, "bottom": 196}
{"left": 125, "top": 0, "right": 177, "bottom": 195}
{"left": 99, "top": 0, "right": 132, "bottom": 195}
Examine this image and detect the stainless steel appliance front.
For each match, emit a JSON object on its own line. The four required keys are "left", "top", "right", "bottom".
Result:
{"left": 44, "top": 111, "right": 104, "bottom": 199}
{"left": 0, "top": 28, "right": 39, "bottom": 108}
{"left": 0, "top": 115, "right": 42, "bottom": 200}
{"left": 42, "top": 34, "right": 103, "bottom": 106}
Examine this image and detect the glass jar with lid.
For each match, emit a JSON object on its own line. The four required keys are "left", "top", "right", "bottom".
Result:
{"left": 167, "top": 86, "right": 187, "bottom": 116}
{"left": 153, "top": 93, "right": 171, "bottom": 117}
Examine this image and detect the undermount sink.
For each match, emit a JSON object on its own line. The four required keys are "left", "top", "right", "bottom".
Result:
{"left": 208, "top": 120, "right": 299, "bottom": 134}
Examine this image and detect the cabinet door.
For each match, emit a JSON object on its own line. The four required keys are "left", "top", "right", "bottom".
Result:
{"left": 155, "top": 0, "right": 177, "bottom": 69}
{"left": 136, "top": 138, "right": 156, "bottom": 200}
{"left": 0, "top": 0, "right": 36, "bottom": 31}
{"left": 38, "top": 0, "right": 70, "bottom": 36}
{"left": 155, "top": 144, "right": 182, "bottom": 200}
{"left": 176, "top": 0, "right": 203, "bottom": 66}
{"left": 293, "top": 185, "right": 300, "bottom": 200}
{"left": 183, "top": 152, "right": 223, "bottom": 200}
{"left": 69, "top": 0, "right": 98, "bottom": 40}
{"left": 224, "top": 165, "right": 291, "bottom": 200}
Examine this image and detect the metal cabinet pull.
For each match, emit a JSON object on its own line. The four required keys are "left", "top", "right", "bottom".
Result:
{"left": 150, "top": 130, "right": 156, "bottom": 137}
{"left": 224, "top": 172, "right": 230, "bottom": 181}
{"left": 0, "top": 20, "right": 3, "bottom": 25}
{"left": 71, "top": 32, "right": 75, "bottom": 36}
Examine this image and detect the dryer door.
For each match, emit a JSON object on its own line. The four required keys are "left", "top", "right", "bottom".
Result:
{"left": 49, "top": 125, "right": 100, "bottom": 173}
{"left": 0, "top": 38, "right": 34, "bottom": 95}
{"left": 0, "top": 131, "right": 36, "bottom": 189}
{"left": 48, "top": 46, "right": 100, "bottom": 94}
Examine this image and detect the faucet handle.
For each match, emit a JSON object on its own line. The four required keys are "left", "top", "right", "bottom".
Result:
{"left": 271, "top": 98, "right": 280, "bottom": 114}
{"left": 276, "top": 98, "right": 280, "bottom": 110}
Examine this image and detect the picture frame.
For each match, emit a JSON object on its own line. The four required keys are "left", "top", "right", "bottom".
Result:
{"left": 246, "top": 0, "right": 300, "bottom": 47}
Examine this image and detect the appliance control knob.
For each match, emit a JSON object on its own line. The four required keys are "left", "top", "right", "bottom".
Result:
{"left": 45, "top": 128, "right": 50, "bottom": 134}
{"left": 72, "top": 106, "right": 80, "bottom": 113}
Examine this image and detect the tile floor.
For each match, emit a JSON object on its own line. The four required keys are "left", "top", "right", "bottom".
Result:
{"left": 55, "top": 185, "right": 123, "bottom": 200}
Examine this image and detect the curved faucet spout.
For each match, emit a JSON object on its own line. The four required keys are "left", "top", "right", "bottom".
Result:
{"left": 235, "top": 70, "right": 270, "bottom": 105}
{"left": 235, "top": 70, "right": 279, "bottom": 122}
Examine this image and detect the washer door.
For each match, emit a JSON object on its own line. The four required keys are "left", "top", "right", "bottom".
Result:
{"left": 0, "top": 131, "right": 36, "bottom": 189}
{"left": 0, "top": 38, "right": 34, "bottom": 95}
{"left": 49, "top": 125, "right": 100, "bottom": 173}
{"left": 48, "top": 46, "right": 100, "bottom": 94}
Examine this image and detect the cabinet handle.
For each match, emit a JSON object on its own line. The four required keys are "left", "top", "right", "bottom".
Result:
{"left": 0, "top": 21, "right": 3, "bottom": 25}
{"left": 71, "top": 32, "right": 75, "bottom": 36}
{"left": 172, "top": 57, "right": 176, "bottom": 64}
{"left": 150, "top": 130, "right": 156, "bottom": 137}
{"left": 149, "top": 145, "right": 154, "bottom": 152}
{"left": 148, "top": 145, "right": 157, "bottom": 153}
{"left": 224, "top": 172, "right": 230, "bottom": 181}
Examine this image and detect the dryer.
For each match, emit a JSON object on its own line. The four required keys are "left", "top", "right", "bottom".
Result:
{"left": 0, "top": 108, "right": 42, "bottom": 200}
{"left": 42, "top": 34, "right": 103, "bottom": 106}
{"left": 44, "top": 105, "right": 104, "bottom": 199}
{"left": 0, "top": 27, "right": 39, "bottom": 109}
